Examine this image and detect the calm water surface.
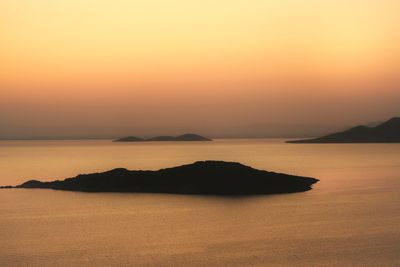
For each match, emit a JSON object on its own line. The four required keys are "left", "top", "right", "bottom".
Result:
{"left": 1, "top": 139, "right": 400, "bottom": 266}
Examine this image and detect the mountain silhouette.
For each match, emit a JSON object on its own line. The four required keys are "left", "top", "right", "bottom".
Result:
{"left": 113, "top": 136, "right": 145, "bottom": 142}
{"left": 12, "top": 161, "right": 318, "bottom": 195}
{"left": 114, "top": 133, "right": 212, "bottom": 142}
{"left": 288, "top": 117, "right": 400, "bottom": 143}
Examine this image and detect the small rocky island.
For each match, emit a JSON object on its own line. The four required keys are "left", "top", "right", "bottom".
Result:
{"left": 9, "top": 161, "right": 318, "bottom": 195}
{"left": 114, "top": 133, "right": 212, "bottom": 142}
{"left": 288, "top": 117, "right": 400, "bottom": 143}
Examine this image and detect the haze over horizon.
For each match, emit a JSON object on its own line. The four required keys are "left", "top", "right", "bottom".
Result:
{"left": 1, "top": 0, "right": 399, "bottom": 139}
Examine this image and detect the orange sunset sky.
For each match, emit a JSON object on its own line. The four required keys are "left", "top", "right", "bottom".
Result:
{"left": 1, "top": 0, "right": 399, "bottom": 138}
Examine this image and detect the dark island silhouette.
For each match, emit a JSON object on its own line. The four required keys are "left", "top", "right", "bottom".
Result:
{"left": 114, "top": 136, "right": 145, "bottom": 142}
{"left": 10, "top": 161, "right": 318, "bottom": 195}
{"left": 287, "top": 117, "right": 400, "bottom": 143}
{"left": 114, "top": 133, "right": 212, "bottom": 142}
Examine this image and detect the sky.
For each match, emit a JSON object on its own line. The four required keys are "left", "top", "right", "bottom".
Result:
{"left": 1, "top": 0, "right": 399, "bottom": 138}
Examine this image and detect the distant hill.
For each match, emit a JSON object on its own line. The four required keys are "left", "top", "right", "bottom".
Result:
{"left": 287, "top": 117, "right": 400, "bottom": 143}
{"left": 113, "top": 136, "right": 145, "bottom": 142}
{"left": 364, "top": 121, "right": 383, "bottom": 128}
{"left": 114, "top": 133, "right": 212, "bottom": 142}
{"left": 146, "top": 136, "right": 177, "bottom": 141}
{"left": 10, "top": 161, "right": 318, "bottom": 195}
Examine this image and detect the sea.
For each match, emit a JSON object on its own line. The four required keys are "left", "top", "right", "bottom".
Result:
{"left": 1, "top": 139, "right": 399, "bottom": 266}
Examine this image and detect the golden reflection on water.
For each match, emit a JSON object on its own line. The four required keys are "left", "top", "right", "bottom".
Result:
{"left": 1, "top": 139, "right": 400, "bottom": 266}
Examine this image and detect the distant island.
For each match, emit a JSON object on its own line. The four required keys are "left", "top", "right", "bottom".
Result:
{"left": 7, "top": 161, "right": 318, "bottom": 195}
{"left": 0, "top": 185, "right": 12, "bottom": 189}
{"left": 287, "top": 117, "right": 400, "bottom": 143}
{"left": 115, "top": 136, "right": 145, "bottom": 142}
{"left": 114, "top": 133, "right": 212, "bottom": 142}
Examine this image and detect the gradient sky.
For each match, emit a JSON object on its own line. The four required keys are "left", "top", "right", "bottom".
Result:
{"left": 1, "top": 0, "right": 399, "bottom": 138}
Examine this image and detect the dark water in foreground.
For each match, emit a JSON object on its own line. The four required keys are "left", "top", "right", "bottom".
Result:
{"left": 1, "top": 139, "right": 400, "bottom": 266}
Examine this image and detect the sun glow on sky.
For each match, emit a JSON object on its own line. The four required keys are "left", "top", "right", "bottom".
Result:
{"left": 1, "top": 0, "right": 399, "bottom": 138}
